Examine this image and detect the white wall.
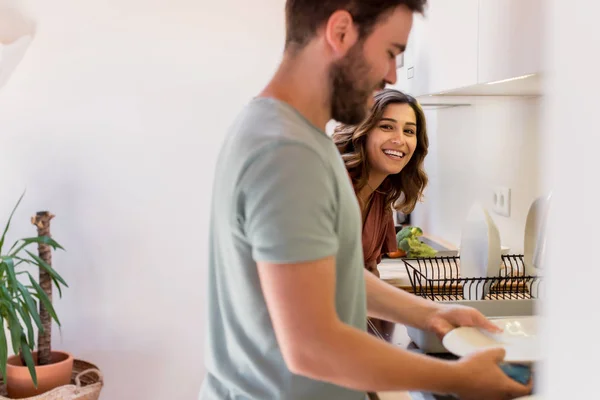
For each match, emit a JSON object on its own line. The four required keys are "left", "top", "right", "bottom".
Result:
{"left": 0, "top": 1, "right": 284, "bottom": 398}
{"left": 411, "top": 96, "right": 546, "bottom": 253}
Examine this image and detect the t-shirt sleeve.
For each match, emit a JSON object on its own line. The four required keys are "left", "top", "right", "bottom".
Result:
{"left": 240, "top": 142, "right": 339, "bottom": 264}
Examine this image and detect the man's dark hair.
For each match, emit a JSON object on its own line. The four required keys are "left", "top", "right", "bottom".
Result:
{"left": 285, "top": 1, "right": 427, "bottom": 50}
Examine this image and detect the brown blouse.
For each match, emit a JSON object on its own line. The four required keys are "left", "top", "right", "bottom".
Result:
{"left": 361, "top": 192, "right": 398, "bottom": 278}
{"left": 360, "top": 191, "right": 398, "bottom": 342}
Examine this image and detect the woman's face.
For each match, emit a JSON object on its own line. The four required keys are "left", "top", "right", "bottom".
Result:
{"left": 365, "top": 103, "right": 418, "bottom": 178}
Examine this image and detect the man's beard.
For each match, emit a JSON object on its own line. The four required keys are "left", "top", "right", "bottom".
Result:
{"left": 329, "top": 42, "right": 382, "bottom": 125}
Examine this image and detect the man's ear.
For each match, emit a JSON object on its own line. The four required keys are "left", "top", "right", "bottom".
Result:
{"left": 324, "top": 10, "right": 359, "bottom": 57}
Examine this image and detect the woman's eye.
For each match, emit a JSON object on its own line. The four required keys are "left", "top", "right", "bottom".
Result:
{"left": 380, "top": 124, "right": 393, "bottom": 130}
{"left": 404, "top": 129, "right": 416, "bottom": 135}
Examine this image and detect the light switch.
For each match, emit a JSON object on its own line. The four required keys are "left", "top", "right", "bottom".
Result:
{"left": 492, "top": 187, "right": 511, "bottom": 217}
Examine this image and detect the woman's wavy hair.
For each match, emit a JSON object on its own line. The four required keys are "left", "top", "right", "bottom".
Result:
{"left": 332, "top": 88, "right": 429, "bottom": 214}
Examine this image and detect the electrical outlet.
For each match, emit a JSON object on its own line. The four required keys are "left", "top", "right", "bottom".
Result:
{"left": 492, "top": 187, "right": 511, "bottom": 217}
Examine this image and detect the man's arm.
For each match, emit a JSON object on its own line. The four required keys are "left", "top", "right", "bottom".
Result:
{"left": 258, "top": 257, "right": 530, "bottom": 397}
{"left": 258, "top": 257, "right": 461, "bottom": 393}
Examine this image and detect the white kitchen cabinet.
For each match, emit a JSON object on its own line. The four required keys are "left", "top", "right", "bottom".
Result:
{"left": 393, "top": 14, "right": 419, "bottom": 96}
{"left": 394, "top": 0, "right": 479, "bottom": 97}
{"left": 394, "top": 0, "right": 543, "bottom": 98}
{"left": 416, "top": 0, "right": 480, "bottom": 95}
{"left": 477, "top": 0, "right": 544, "bottom": 84}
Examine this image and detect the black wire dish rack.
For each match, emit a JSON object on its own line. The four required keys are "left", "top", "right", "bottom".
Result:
{"left": 402, "top": 254, "right": 542, "bottom": 301}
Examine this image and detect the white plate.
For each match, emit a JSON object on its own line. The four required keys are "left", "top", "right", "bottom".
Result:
{"left": 442, "top": 316, "right": 540, "bottom": 363}
{"left": 524, "top": 192, "right": 552, "bottom": 275}
{"left": 459, "top": 203, "right": 502, "bottom": 299}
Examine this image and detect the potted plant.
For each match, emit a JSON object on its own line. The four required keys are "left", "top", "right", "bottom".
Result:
{"left": 0, "top": 192, "right": 71, "bottom": 398}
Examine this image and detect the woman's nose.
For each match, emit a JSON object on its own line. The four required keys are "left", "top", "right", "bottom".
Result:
{"left": 391, "top": 135, "right": 406, "bottom": 146}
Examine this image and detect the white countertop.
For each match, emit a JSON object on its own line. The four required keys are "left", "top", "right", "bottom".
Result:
{"left": 377, "top": 258, "right": 412, "bottom": 287}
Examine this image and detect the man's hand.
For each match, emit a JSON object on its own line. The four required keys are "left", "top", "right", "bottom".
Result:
{"left": 424, "top": 304, "right": 502, "bottom": 340}
{"left": 452, "top": 348, "right": 533, "bottom": 400}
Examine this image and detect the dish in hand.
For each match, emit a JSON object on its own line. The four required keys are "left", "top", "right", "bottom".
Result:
{"left": 442, "top": 316, "right": 540, "bottom": 364}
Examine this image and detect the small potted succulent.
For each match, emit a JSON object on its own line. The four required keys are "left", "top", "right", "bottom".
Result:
{"left": 0, "top": 192, "right": 71, "bottom": 398}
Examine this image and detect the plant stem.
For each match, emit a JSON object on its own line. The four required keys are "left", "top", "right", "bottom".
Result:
{"left": 32, "top": 211, "right": 54, "bottom": 366}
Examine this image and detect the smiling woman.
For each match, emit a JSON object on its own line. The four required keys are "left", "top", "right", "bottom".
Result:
{"left": 332, "top": 88, "right": 429, "bottom": 341}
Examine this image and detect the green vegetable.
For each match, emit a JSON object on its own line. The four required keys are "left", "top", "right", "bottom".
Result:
{"left": 396, "top": 226, "right": 412, "bottom": 242}
{"left": 396, "top": 226, "right": 437, "bottom": 258}
{"left": 397, "top": 226, "right": 424, "bottom": 242}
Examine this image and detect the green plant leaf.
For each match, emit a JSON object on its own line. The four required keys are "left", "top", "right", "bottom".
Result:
{"left": 51, "top": 275, "right": 63, "bottom": 298}
{"left": 23, "top": 251, "right": 68, "bottom": 287}
{"left": 0, "top": 286, "right": 12, "bottom": 309}
{"left": 0, "top": 315, "right": 7, "bottom": 384}
{"left": 0, "top": 287, "right": 26, "bottom": 355}
{"left": 9, "top": 236, "right": 65, "bottom": 256}
{"left": 16, "top": 303, "right": 35, "bottom": 351}
{"left": 0, "top": 299, "right": 12, "bottom": 314}
{"left": 20, "top": 334, "right": 37, "bottom": 388}
{"left": 6, "top": 304, "right": 23, "bottom": 356}
{"left": 1, "top": 257, "right": 19, "bottom": 288}
{"left": 17, "top": 282, "right": 42, "bottom": 331}
{"left": 28, "top": 276, "right": 61, "bottom": 326}
{"left": 0, "top": 191, "right": 25, "bottom": 254}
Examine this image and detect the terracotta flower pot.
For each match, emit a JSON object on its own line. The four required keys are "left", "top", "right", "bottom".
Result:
{"left": 5, "top": 351, "right": 74, "bottom": 399}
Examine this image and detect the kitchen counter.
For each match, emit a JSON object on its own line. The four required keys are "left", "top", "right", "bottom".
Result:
{"left": 378, "top": 258, "right": 412, "bottom": 288}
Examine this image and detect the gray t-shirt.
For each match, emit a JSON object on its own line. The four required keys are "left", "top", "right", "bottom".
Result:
{"left": 200, "top": 98, "right": 367, "bottom": 400}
